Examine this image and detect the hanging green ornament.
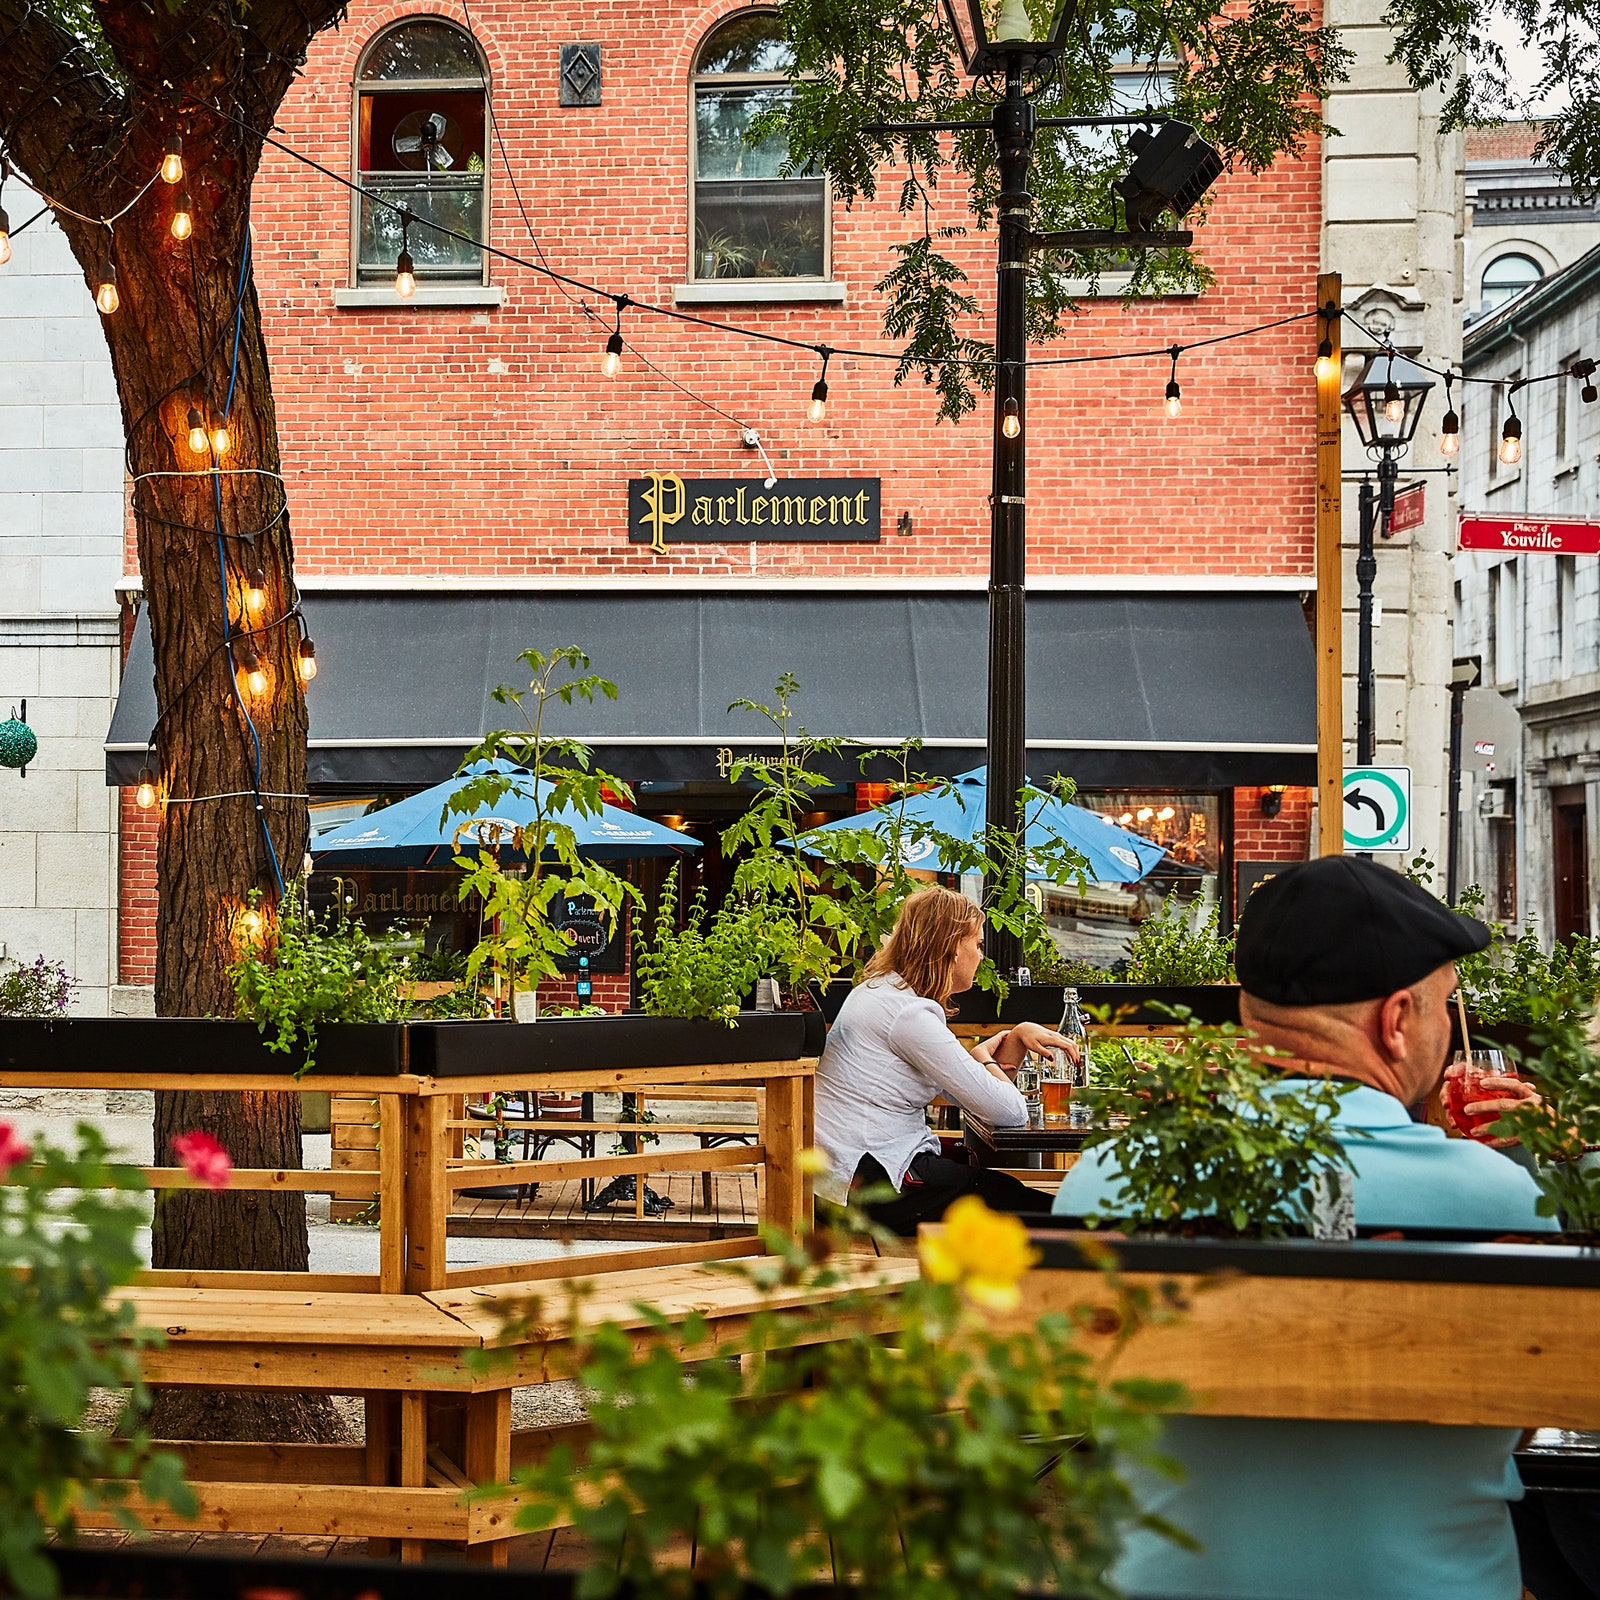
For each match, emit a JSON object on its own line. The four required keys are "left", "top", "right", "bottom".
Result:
{"left": 0, "top": 701, "right": 37, "bottom": 777}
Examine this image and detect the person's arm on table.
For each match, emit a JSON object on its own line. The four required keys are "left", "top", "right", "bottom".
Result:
{"left": 891, "top": 1003, "right": 1030, "bottom": 1125}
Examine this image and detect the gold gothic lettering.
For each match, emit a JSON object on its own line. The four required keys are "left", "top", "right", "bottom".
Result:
{"left": 640, "top": 472, "right": 686, "bottom": 553}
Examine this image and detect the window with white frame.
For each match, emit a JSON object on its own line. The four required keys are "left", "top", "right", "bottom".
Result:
{"left": 691, "top": 13, "right": 825, "bottom": 282}
{"left": 354, "top": 19, "right": 487, "bottom": 287}
{"left": 1480, "top": 252, "right": 1542, "bottom": 313}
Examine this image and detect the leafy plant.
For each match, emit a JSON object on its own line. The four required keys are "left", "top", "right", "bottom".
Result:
{"left": 1490, "top": 996, "right": 1600, "bottom": 1238}
{"left": 1451, "top": 885, "right": 1600, "bottom": 1025}
{"left": 445, "top": 647, "right": 640, "bottom": 1003}
{"left": 0, "top": 1121, "right": 195, "bottom": 1595}
{"left": 509, "top": 1199, "right": 1185, "bottom": 1600}
{"left": 0, "top": 956, "right": 75, "bottom": 1019}
{"left": 1122, "top": 895, "right": 1235, "bottom": 986}
{"left": 634, "top": 864, "right": 771, "bottom": 1024}
{"left": 1078, "top": 1017, "right": 1353, "bottom": 1237}
{"left": 1026, "top": 945, "right": 1118, "bottom": 986}
{"left": 228, "top": 887, "right": 413, "bottom": 1073}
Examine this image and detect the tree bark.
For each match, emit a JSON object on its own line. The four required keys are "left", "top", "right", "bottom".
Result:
{"left": 0, "top": 0, "right": 347, "bottom": 1442}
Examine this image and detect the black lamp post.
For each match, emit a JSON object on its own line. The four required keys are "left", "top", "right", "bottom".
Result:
{"left": 935, "top": 0, "right": 1222, "bottom": 978}
{"left": 1341, "top": 352, "right": 1433, "bottom": 767}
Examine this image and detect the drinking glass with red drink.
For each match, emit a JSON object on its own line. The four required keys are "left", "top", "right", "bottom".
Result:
{"left": 1443, "top": 1052, "right": 1517, "bottom": 1140}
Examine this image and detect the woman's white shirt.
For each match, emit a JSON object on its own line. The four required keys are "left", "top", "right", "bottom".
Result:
{"left": 812, "top": 973, "right": 1029, "bottom": 1204}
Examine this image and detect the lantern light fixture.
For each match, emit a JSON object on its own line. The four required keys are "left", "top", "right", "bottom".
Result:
{"left": 1342, "top": 351, "right": 1434, "bottom": 451}
{"left": 938, "top": 0, "right": 1076, "bottom": 77}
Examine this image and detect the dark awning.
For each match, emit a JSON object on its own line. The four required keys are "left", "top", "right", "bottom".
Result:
{"left": 106, "top": 588, "right": 1316, "bottom": 789}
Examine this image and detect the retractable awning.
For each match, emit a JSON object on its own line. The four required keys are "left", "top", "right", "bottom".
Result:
{"left": 106, "top": 588, "right": 1316, "bottom": 789}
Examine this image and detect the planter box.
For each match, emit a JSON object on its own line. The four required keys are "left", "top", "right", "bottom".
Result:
{"left": 0, "top": 1017, "right": 407, "bottom": 1078}
{"left": 815, "top": 981, "right": 1239, "bottom": 1028}
{"left": 1013, "top": 1227, "right": 1600, "bottom": 1429}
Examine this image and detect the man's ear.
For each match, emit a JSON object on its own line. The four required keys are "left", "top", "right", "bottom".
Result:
{"left": 1377, "top": 988, "right": 1414, "bottom": 1060}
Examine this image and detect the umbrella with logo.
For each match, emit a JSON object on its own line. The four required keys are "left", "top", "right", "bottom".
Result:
{"left": 795, "top": 766, "right": 1165, "bottom": 883}
{"left": 312, "top": 759, "right": 700, "bottom": 867}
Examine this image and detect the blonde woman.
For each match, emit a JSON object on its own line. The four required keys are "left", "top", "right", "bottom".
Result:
{"left": 813, "top": 885, "right": 1074, "bottom": 1235}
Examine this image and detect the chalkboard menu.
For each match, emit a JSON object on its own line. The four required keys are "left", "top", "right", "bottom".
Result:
{"left": 552, "top": 893, "right": 625, "bottom": 974}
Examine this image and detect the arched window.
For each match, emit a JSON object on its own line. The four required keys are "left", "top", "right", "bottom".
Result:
{"left": 691, "top": 12, "right": 825, "bottom": 282}
{"left": 354, "top": 19, "right": 487, "bottom": 287}
{"left": 1480, "top": 253, "right": 1542, "bottom": 313}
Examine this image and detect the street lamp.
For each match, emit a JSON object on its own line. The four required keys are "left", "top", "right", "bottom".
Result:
{"left": 1342, "top": 351, "right": 1434, "bottom": 766}
{"left": 929, "top": 0, "right": 1220, "bottom": 978}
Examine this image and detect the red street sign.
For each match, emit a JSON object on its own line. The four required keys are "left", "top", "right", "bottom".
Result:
{"left": 1388, "top": 483, "right": 1425, "bottom": 534}
{"left": 1459, "top": 513, "right": 1600, "bottom": 555}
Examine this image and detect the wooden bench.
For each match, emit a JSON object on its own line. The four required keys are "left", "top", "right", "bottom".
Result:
{"left": 78, "top": 1253, "right": 917, "bottom": 1562}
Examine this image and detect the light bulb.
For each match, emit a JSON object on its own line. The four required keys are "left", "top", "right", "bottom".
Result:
{"left": 246, "top": 566, "right": 266, "bottom": 612}
{"left": 210, "top": 421, "right": 230, "bottom": 457}
{"left": 95, "top": 261, "right": 119, "bottom": 315}
{"left": 1314, "top": 337, "right": 1335, "bottom": 381}
{"left": 237, "top": 907, "right": 265, "bottom": 942}
{"left": 1584, "top": 382, "right": 1598, "bottom": 405}
{"left": 187, "top": 406, "right": 208, "bottom": 454}
{"left": 135, "top": 767, "right": 157, "bottom": 810}
{"left": 395, "top": 248, "right": 415, "bottom": 298}
{"left": 808, "top": 377, "right": 828, "bottom": 423}
{"left": 1137, "top": 807, "right": 1154, "bottom": 821}
{"left": 297, "top": 638, "right": 317, "bottom": 683}
{"left": 1499, "top": 429, "right": 1522, "bottom": 466}
{"left": 1157, "top": 806, "right": 1176, "bottom": 821}
{"left": 1118, "top": 812, "right": 1134, "bottom": 826}
{"left": 602, "top": 330, "right": 623, "bottom": 377}
{"left": 0, "top": 208, "right": 11, "bottom": 267}
{"left": 1164, "top": 379, "right": 1182, "bottom": 419}
{"left": 161, "top": 134, "right": 184, "bottom": 185}
{"left": 171, "top": 193, "right": 193, "bottom": 240}
{"left": 1382, "top": 382, "right": 1403, "bottom": 424}
{"left": 1001, "top": 397, "right": 1021, "bottom": 439}
{"left": 248, "top": 663, "right": 267, "bottom": 695}
{"left": 1439, "top": 411, "right": 1460, "bottom": 456}
{"left": 237, "top": 644, "right": 266, "bottom": 696}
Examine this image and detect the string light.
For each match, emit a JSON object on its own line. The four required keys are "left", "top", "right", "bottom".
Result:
{"left": 186, "top": 402, "right": 208, "bottom": 454}
{"left": 1164, "top": 345, "right": 1182, "bottom": 419}
{"left": 1001, "top": 397, "right": 1021, "bottom": 438}
{"left": 171, "top": 191, "right": 193, "bottom": 240}
{"left": 296, "top": 637, "right": 317, "bottom": 683}
{"left": 161, "top": 134, "right": 184, "bottom": 186}
{"left": 807, "top": 347, "right": 831, "bottom": 423}
{"left": 1439, "top": 373, "right": 1460, "bottom": 456}
{"left": 236, "top": 905, "right": 266, "bottom": 943}
{"left": 1499, "top": 389, "right": 1522, "bottom": 466}
{"left": 1382, "top": 354, "right": 1403, "bottom": 424}
{"left": 1314, "top": 336, "right": 1335, "bottom": 382}
{"left": 236, "top": 642, "right": 267, "bottom": 696}
{"left": 94, "top": 230, "right": 118, "bottom": 315}
{"left": 0, "top": 190, "right": 10, "bottom": 267}
{"left": 246, "top": 565, "right": 266, "bottom": 613}
{"left": 395, "top": 211, "right": 415, "bottom": 298}
{"left": 1576, "top": 359, "right": 1598, "bottom": 406}
{"left": 601, "top": 295, "right": 628, "bottom": 377}
{"left": 134, "top": 766, "right": 158, "bottom": 809}
{"left": 210, "top": 416, "right": 231, "bottom": 457}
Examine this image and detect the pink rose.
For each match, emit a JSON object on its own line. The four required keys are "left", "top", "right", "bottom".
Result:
{"left": 0, "top": 1120, "right": 31, "bottom": 1174}
{"left": 171, "top": 1130, "right": 232, "bottom": 1190}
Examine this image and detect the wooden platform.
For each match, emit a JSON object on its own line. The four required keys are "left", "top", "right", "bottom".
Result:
{"left": 449, "top": 1169, "right": 762, "bottom": 1242}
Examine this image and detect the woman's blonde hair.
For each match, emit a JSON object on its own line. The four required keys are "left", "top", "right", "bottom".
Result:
{"left": 864, "top": 886, "right": 983, "bottom": 1010}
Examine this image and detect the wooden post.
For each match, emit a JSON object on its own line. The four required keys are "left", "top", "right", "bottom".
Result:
{"left": 761, "top": 1073, "right": 806, "bottom": 1241}
{"left": 405, "top": 1092, "right": 450, "bottom": 1294}
{"left": 461, "top": 1389, "right": 513, "bottom": 1566}
{"left": 399, "top": 1390, "right": 428, "bottom": 1563}
{"left": 379, "top": 1091, "right": 406, "bottom": 1294}
{"left": 1316, "top": 271, "right": 1345, "bottom": 857}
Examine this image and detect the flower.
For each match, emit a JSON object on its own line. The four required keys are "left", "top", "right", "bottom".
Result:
{"left": 918, "top": 1194, "right": 1039, "bottom": 1311}
{"left": 0, "top": 1119, "right": 31, "bottom": 1174}
{"left": 796, "top": 1146, "right": 832, "bottom": 1177}
{"left": 171, "top": 1130, "right": 232, "bottom": 1190}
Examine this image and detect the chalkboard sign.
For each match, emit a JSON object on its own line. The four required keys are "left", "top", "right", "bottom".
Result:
{"left": 552, "top": 894, "right": 625, "bottom": 974}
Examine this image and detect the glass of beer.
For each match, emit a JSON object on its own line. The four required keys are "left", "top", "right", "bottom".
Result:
{"left": 1041, "top": 1048, "right": 1072, "bottom": 1124}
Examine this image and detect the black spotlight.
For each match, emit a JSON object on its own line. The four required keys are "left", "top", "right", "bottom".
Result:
{"left": 1115, "top": 120, "right": 1224, "bottom": 234}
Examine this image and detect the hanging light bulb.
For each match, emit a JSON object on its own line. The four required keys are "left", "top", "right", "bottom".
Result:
{"left": 1314, "top": 336, "right": 1335, "bottom": 382}
{"left": 161, "top": 133, "right": 185, "bottom": 185}
{"left": 134, "top": 766, "right": 158, "bottom": 810}
{"left": 171, "top": 191, "right": 193, "bottom": 240}
{"left": 186, "top": 403, "right": 208, "bottom": 455}
{"left": 807, "top": 347, "right": 831, "bottom": 423}
{"left": 1499, "top": 409, "right": 1522, "bottom": 466}
{"left": 0, "top": 205, "right": 11, "bottom": 268}
{"left": 1001, "top": 397, "right": 1021, "bottom": 439}
{"left": 246, "top": 565, "right": 266, "bottom": 613}
{"left": 1438, "top": 374, "right": 1459, "bottom": 456}
{"left": 95, "top": 254, "right": 119, "bottom": 315}
{"left": 1382, "top": 355, "right": 1403, "bottom": 424}
{"left": 237, "top": 642, "right": 267, "bottom": 696}
{"left": 236, "top": 905, "right": 265, "bottom": 943}
{"left": 210, "top": 418, "right": 230, "bottom": 457}
{"left": 296, "top": 637, "right": 317, "bottom": 683}
{"left": 1164, "top": 345, "right": 1182, "bottom": 419}
{"left": 394, "top": 210, "right": 416, "bottom": 297}
{"left": 602, "top": 330, "right": 623, "bottom": 378}
{"left": 1576, "top": 359, "right": 1598, "bottom": 406}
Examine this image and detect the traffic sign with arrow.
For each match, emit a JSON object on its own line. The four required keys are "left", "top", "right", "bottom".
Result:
{"left": 1343, "top": 766, "right": 1411, "bottom": 852}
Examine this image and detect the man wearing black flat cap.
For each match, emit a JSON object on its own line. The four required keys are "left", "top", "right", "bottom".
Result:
{"left": 1056, "top": 856, "right": 1555, "bottom": 1600}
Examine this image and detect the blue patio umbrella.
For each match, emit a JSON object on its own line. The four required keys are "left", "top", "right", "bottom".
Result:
{"left": 312, "top": 759, "right": 700, "bottom": 867}
{"left": 796, "top": 766, "right": 1165, "bottom": 884}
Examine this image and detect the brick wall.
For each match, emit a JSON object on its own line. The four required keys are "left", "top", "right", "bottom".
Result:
{"left": 1234, "top": 785, "right": 1314, "bottom": 873}
{"left": 118, "top": 792, "right": 159, "bottom": 984}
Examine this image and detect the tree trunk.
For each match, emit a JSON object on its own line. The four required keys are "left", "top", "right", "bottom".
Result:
{"left": 0, "top": 0, "right": 348, "bottom": 1442}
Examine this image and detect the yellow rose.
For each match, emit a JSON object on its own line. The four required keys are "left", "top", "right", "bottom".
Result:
{"left": 797, "top": 1146, "right": 832, "bottom": 1177}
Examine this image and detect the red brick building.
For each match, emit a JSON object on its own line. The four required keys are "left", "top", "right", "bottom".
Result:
{"left": 112, "top": 0, "right": 1323, "bottom": 986}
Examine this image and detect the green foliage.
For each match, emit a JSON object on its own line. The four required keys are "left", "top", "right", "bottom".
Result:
{"left": 0, "top": 1124, "right": 195, "bottom": 1595}
{"left": 634, "top": 865, "right": 772, "bottom": 1024}
{"left": 1494, "top": 995, "right": 1600, "bottom": 1237}
{"left": 1451, "top": 885, "right": 1600, "bottom": 1025}
{"left": 228, "top": 888, "right": 413, "bottom": 1073}
{"left": 0, "top": 956, "right": 75, "bottom": 1019}
{"left": 445, "top": 647, "right": 640, "bottom": 998}
{"left": 1122, "top": 895, "right": 1235, "bottom": 986}
{"left": 1025, "top": 944, "right": 1117, "bottom": 986}
{"left": 1079, "top": 1017, "right": 1353, "bottom": 1237}
{"left": 510, "top": 1216, "right": 1184, "bottom": 1600}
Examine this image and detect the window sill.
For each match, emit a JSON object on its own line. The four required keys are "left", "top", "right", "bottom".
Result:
{"left": 1554, "top": 459, "right": 1581, "bottom": 481}
{"left": 1485, "top": 471, "right": 1522, "bottom": 494}
{"left": 673, "top": 280, "right": 847, "bottom": 306}
{"left": 333, "top": 285, "right": 504, "bottom": 309}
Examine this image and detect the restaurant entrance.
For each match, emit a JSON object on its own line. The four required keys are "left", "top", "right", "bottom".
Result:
{"left": 1552, "top": 785, "right": 1589, "bottom": 942}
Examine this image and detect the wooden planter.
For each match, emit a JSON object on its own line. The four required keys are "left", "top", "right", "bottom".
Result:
{"left": 816, "top": 980, "right": 1239, "bottom": 1028}
{"left": 1011, "top": 1228, "right": 1600, "bottom": 1429}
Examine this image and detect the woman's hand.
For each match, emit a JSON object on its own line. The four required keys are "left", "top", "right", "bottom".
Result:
{"left": 990, "top": 1023, "right": 1079, "bottom": 1068}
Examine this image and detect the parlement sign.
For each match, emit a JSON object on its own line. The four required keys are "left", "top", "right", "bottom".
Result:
{"left": 629, "top": 473, "right": 881, "bottom": 551}
{"left": 1459, "top": 513, "right": 1600, "bottom": 555}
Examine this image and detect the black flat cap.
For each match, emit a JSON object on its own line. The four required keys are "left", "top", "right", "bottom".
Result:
{"left": 1236, "top": 856, "right": 1491, "bottom": 1006}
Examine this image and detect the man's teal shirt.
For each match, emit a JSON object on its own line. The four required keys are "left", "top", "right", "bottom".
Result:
{"left": 1053, "top": 1084, "right": 1558, "bottom": 1600}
